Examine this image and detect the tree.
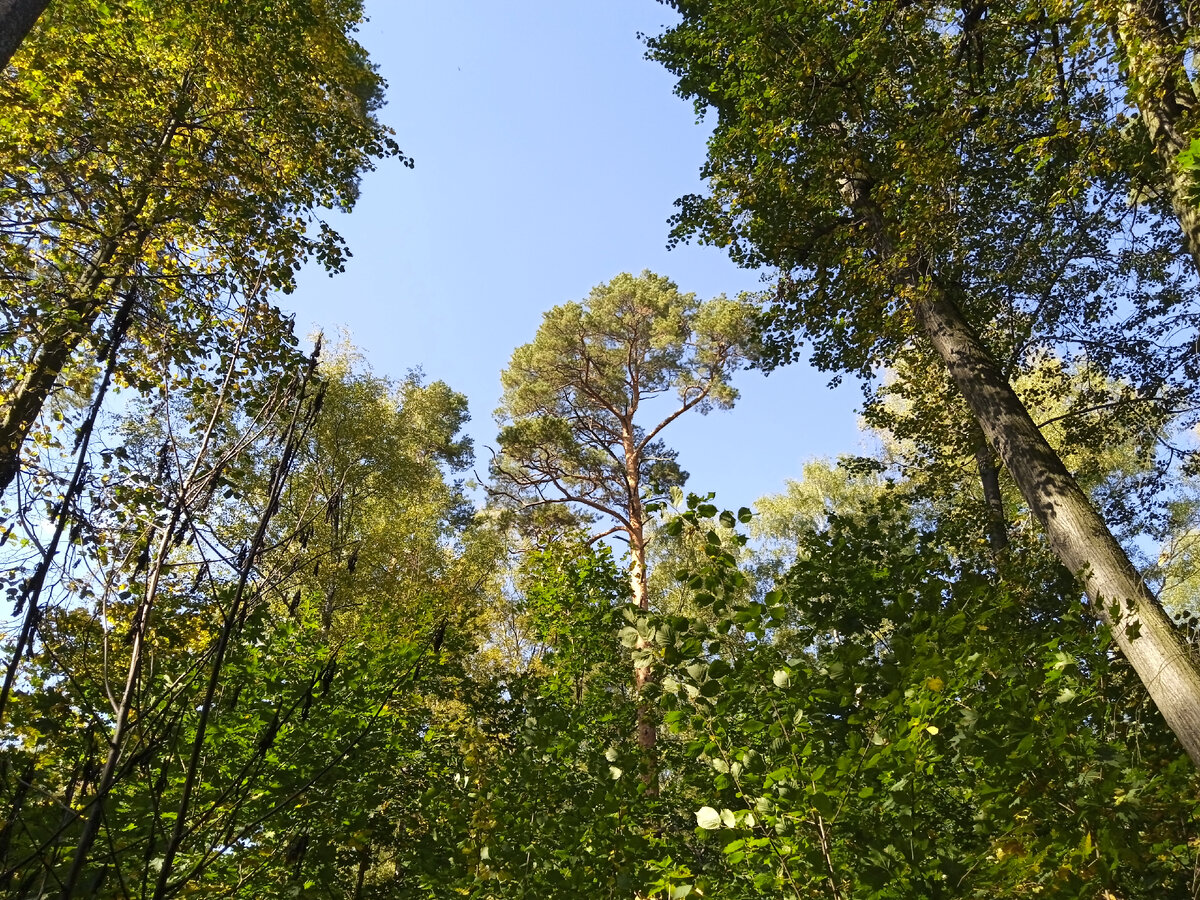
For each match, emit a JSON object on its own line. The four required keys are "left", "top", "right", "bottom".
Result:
{"left": 0, "top": 331, "right": 496, "bottom": 898}
{"left": 1099, "top": 0, "right": 1200, "bottom": 272}
{"left": 647, "top": 0, "right": 1200, "bottom": 764}
{"left": 491, "top": 270, "right": 752, "bottom": 751}
{"left": 264, "top": 339, "right": 482, "bottom": 635}
{"left": 0, "top": 0, "right": 405, "bottom": 497}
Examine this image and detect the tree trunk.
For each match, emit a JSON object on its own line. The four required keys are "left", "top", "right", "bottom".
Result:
{"left": 835, "top": 169, "right": 1200, "bottom": 765}
{"left": 914, "top": 283, "right": 1200, "bottom": 765}
{"left": 0, "top": 86, "right": 187, "bottom": 497}
{"left": 1111, "top": 0, "right": 1200, "bottom": 273}
{"left": 0, "top": 0, "right": 50, "bottom": 70}
{"left": 629, "top": 524, "right": 658, "bottom": 754}
{"left": 970, "top": 423, "right": 1009, "bottom": 555}
{"left": 0, "top": 282, "right": 111, "bottom": 497}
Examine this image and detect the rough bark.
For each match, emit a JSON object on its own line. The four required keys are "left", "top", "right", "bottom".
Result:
{"left": 915, "top": 284, "right": 1200, "bottom": 765}
{"left": 0, "top": 0, "right": 50, "bottom": 71}
{"left": 0, "top": 262, "right": 114, "bottom": 497}
{"left": 1113, "top": 0, "right": 1200, "bottom": 273}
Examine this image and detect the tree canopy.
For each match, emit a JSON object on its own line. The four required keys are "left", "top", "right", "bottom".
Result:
{"left": 4, "top": 3, "right": 1200, "bottom": 898}
{"left": 647, "top": 0, "right": 1200, "bottom": 764}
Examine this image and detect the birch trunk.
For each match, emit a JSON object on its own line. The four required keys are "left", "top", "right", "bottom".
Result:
{"left": 623, "top": 435, "right": 657, "bottom": 755}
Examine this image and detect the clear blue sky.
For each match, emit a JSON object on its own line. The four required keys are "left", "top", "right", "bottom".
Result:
{"left": 287, "top": 0, "right": 866, "bottom": 508}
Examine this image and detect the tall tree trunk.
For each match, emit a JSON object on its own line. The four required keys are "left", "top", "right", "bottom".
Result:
{"left": 836, "top": 170, "right": 1200, "bottom": 765}
{"left": 0, "top": 0, "right": 49, "bottom": 70}
{"left": 629, "top": 523, "right": 657, "bottom": 755}
{"left": 0, "top": 263, "right": 115, "bottom": 497}
{"left": 60, "top": 491, "right": 186, "bottom": 898}
{"left": 915, "top": 283, "right": 1200, "bottom": 764}
{"left": 1111, "top": 0, "right": 1200, "bottom": 272}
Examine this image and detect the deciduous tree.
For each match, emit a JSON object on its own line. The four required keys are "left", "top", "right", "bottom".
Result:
{"left": 648, "top": 0, "right": 1200, "bottom": 764}
{"left": 0, "top": 0, "right": 405, "bottom": 497}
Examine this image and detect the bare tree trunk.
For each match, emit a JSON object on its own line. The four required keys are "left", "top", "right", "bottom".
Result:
{"left": 836, "top": 170, "right": 1200, "bottom": 765}
{"left": 914, "top": 284, "right": 1200, "bottom": 765}
{"left": 352, "top": 851, "right": 369, "bottom": 900}
{"left": 629, "top": 524, "right": 657, "bottom": 755}
{"left": 0, "top": 0, "right": 49, "bottom": 70}
{"left": 59, "top": 489, "right": 186, "bottom": 898}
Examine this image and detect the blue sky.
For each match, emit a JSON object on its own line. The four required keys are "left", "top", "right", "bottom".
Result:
{"left": 288, "top": 0, "right": 866, "bottom": 508}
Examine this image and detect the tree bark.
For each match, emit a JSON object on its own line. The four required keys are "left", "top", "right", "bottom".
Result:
{"left": 0, "top": 0, "right": 50, "bottom": 71}
{"left": 0, "top": 238, "right": 119, "bottom": 498}
{"left": 914, "top": 283, "right": 1200, "bottom": 765}
{"left": 835, "top": 169, "right": 1200, "bottom": 765}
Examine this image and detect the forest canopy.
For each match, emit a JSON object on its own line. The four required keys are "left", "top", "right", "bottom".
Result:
{"left": 2, "top": 1, "right": 1200, "bottom": 898}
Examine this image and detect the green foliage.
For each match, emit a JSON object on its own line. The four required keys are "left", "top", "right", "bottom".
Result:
{"left": 6, "top": 4, "right": 1200, "bottom": 898}
{"left": 491, "top": 270, "right": 754, "bottom": 548}
{"left": 651, "top": 502, "right": 1200, "bottom": 899}
{"left": 646, "top": 0, "right": 1198, "bottom": 474}
{"left": 0, "top": 331, "right": 498, "bottom": 898}
{"left": 0, "top": 0, "right": 405, "bottom": 497}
